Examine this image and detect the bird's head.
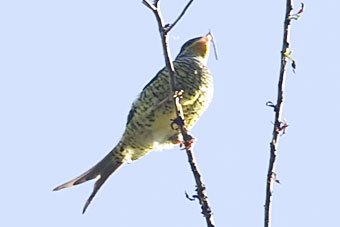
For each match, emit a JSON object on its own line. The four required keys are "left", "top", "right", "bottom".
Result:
{"left": 176, "top": 33, "right": 212, "bottom": 64}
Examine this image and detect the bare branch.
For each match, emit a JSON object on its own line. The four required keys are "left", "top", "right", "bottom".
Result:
{"left": 143, "top": 1, "right": 215, "bottom": 227}
{"left": 142, "top": 0, "right": 157, "bottom": 11}
{"left": 167, "top": 0, "right": 194, "bottom": 33}
{"left": 264, "top": 1, "right": 301, "bottom": 227}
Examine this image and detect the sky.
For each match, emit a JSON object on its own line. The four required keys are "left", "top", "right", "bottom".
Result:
{"left": 1, "top": 0, "right": 339, "bottom": 226}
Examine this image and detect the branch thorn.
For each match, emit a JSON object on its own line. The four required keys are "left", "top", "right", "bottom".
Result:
{"left": 278, "top": 120, "right": 289, "bottom": 135}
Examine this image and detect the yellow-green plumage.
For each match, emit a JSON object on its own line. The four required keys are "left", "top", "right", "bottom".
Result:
{"left": 54, "top": 34, "right": 214, "bottom": 213}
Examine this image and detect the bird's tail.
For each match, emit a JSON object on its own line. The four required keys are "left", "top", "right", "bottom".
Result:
{"left": 53, "top": 143, "right": 125, "bottom": 213}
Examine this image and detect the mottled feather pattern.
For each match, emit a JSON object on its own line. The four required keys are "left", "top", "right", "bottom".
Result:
{"left": 122, "top": 57, "right": 213, "bottom": 160}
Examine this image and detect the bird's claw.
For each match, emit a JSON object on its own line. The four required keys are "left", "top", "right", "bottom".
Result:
{"left": 174, "top": 135, "right": 195, "bottom": 150}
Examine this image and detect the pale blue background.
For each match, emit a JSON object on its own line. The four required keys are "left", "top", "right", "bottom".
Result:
{"left": 1, "top": 0, "right": 339, "bottom": 226}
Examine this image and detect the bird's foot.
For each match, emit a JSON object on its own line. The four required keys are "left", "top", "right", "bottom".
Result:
{"left": 174, "top": 135, "right": 195, "bottom": 150}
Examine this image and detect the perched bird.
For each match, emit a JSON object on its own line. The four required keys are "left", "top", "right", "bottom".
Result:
{"left": 54, "top": 34, "right": 214, "bottom": 213}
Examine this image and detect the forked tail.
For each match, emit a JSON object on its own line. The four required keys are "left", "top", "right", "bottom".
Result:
{"left": 53, "top": 145, "right": 124, "bottom": 213}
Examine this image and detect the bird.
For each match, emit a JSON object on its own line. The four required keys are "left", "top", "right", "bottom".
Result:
{"left": 54, "top": 33, "right": 214, "bottom": 213}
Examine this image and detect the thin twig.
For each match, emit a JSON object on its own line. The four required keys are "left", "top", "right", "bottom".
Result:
{"left": 142, "top": 1, "right": 215, "bottom": 227}
{"left": 264, "top": 1, "right": 294, "bottom": 227}
{"left": 167, "top": 0, "right": 194, "bottom": 33}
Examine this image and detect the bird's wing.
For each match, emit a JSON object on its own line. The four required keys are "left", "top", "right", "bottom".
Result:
{"left": 126, "top": 68, "right": 171, "bottom": 125}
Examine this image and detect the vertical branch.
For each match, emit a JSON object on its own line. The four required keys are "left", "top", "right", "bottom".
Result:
{"left": 142, "top": 1, "right": 215, "bottom": 227}
{"left": 264, "top": 1, "right": 294, "bottom": 227}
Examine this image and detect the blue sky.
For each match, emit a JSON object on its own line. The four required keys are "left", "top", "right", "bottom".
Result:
{"left": 1, "top": 0, "right": 339, "bottom": 226}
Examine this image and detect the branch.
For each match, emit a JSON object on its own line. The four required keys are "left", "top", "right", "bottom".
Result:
{"left": 167, "top": 0, "right": 194, "bottom": 32}
{"left": 143, "top": 1, "right": 215, "bottom": 227}
{"left": 264, "top": 1, "right": 303, "bottom": 227}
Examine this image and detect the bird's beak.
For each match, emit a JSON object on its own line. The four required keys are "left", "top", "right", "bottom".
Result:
{"left": 204, "top": 32, "right": 213, "bottom": 43}
{"left": 196, "top": 33, "right": 212, "bottom": 61}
